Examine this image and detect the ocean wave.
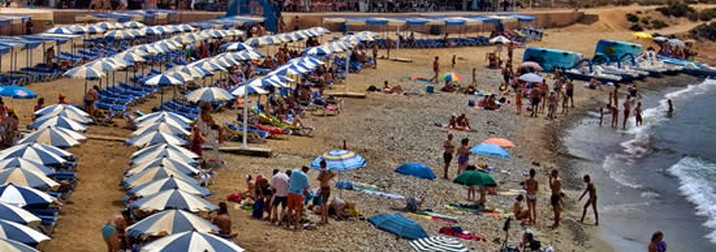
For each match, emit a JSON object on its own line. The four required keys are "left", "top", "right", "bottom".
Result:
{"left": 603, "top": 153, "right": 643, "bottom": 189}
{"left": 669, "top": 156, "right": 716, "bottom": 244}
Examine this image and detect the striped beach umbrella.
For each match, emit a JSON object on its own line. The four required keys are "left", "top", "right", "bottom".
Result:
{"left": 222, "top": 42, "right": 252, "bottom": 52}
{"left": 309, "top": 149, "right": 367, "bottom": 171}
{"left": 190, "top": 60, "right": 226, "bottom": 72}
{"left": 141, "top": 231, "right": 244, "bottom": 252}
{"left": 0, "top": 202, "right": 41, "bottom": 227}
{"left": 84, "top": 59, "right": 118, "bottom": 72}
{"left": 96, "top": 21, "right": 119, "bottom": 30}
{"left": 0, "top": 158, "right": 54, "bottom": 176}
{"left": 44, "top": 26, "right": 73, "bottom": 35}
{"left": 123, "top": 21, "right": 146, "bottom": 28}
{"left": 104, "top": 30, "right": 134, "bottom": 39}
{"left": 34, "top": 110, "right": 92, "bottom": 125}
{"left": 143, "top": 74, "right": 183, "bottom": 86}
{"left": 129, "top": 189, "right": 218, "bottom": 212}
{"left": 129, "top": 147, "right": 196, "bottom": 166}
{"left": 132, "top": 122, "right": 190, "bottom": 138}
{"left": 237, "top": 49, "right": 265, "bottom": 60}
{"left": 28, "top": 115, "right": 88, "bottom": 132}
{"left": 18, "top": 127, "right": 85, "bottom": 148}
{"left": 409, "top": 236, "right": 468, "bottom": 252}
{"left": 114, "top": 52, "right": 146, "bottom": 63}
{"left": 0, "top": 219, "right": 51, "bottom": 247}
{"left": 268, "top": 63, "right": 312, "bottom": 76}
{"left": 185, "top": 87, "right": 234, "bottom": 103}
{"left": 172, "top": 66, "right": 207, "bottom": 79}
{"left": 128, "top": 176, "right": 210, "bottom": 197}
{"left": 0, "top": 237, "right": 41, "bottom": 252}
{"left": 126, "top": 157, "right": 199, "bottom": 177}
{"left": 0, "top": 144, "right": 68, "bottom": 166}
{"left": 127, "top": 210, "right": 219, "bottom": 238}
{"left": 131, "top": 144, "right": 197, "bottom": 161}
{"left": 134, "top": 111, "right": 191, "bottom": 124}
{"left": 179, "top": 24, "right": 196, "bottom": 32}
{"left": 64, "top": 65, "right": 105, "bottom": 80}
{"left": 0, "top": 168, "right": 60, "bottom": 190}
{"left": 302, "top": 47, "right": 332, "bottom": 56}
{"left": 229, "top": 84, "right": 269, "bottom": 97}
{"left": 84, "top": 25, "right": 106, "bottom": 34}
{"left": 34, "top": 104, "right": 89, "bottom": 118}
{"left": 122, "top": 167, "right": 196, "bottom": 189}
{"left": 135, "top": 116, "right": 190, "bottom": 131}
{"left": 0, "top": 184, "right": 55, "bottom": 208}
{"left": 164, "top": 70, "right": 194, "bottom": 83}
{"left": 66, "top": 24, "right": 88, "bottom": 34}
{"left": 126, "top": 131, "right": 188, "bottom": 148}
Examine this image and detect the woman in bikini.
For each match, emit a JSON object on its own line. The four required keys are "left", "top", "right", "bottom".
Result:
{"left": 456, "top": 138, "right": 470, "bottom": 175}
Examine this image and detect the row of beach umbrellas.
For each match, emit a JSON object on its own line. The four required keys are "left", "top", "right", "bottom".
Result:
{"left": 243, "top": 27, "right": 330, "bottom": 47}
{"left": 0, "top": 104, "right": 98, "bottom": 249}
{"left": 120, "top": 111, "right": 244, "bottom": 251}
{"left": 302, "top": 31, "right": 377, "bottom": 56}
{"left": 45, "top": 21, "right": 148, "bottom": 35}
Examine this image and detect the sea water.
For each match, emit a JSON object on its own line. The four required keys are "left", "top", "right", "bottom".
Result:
{"left": 563, "top": 78, "right": 716, "bottom": 251}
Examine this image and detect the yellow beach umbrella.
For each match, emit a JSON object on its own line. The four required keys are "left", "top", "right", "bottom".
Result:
{"left": 633, "top": 32, "right": 652, "bottom": 39}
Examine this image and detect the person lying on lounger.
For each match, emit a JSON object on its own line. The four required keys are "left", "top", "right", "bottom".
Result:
{"left": 382, "top": 81, "right": 404, "bottom": 95}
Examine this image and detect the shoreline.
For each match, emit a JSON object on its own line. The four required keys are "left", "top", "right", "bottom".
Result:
{"left": 544, "top": 75, "right": 704, "bottom": 251}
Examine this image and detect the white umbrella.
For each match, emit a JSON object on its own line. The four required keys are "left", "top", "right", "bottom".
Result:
{"left": 489, "top": 35, "right": 511, "bottom": 44}
{"left": 143, "top": 74, "right": 183, "bottom": 86}
{"left": 64, "top": 65, "right": 106, "bottom": 95}
{"left": 185, "top": 87, "right": 234, "bottom": 103}
{"left": 126, "top": 131, "right": 187, "bottom": 148}
{"left": 0, "top": 201, "right": 41, "bottom": 227}
{"left": 126, "top": 157, "right": 199, "bottom": 177}
{"left": 34, "top": 109, "right": 92, "bottom": 124}
{"left": 126, "top": 210, "right": 218, "bottom": 238}
{"left": 131, "top": 144, "right": 198, "bottom": 161}
{"left": 231, "top": 83, "right": 269, "bottom": 148}
{"left": 128, "top": 177, "right": 210, "bottom": 197}
{"left": 129, "top": 189, "right": 218, "bottom": 212}
{"left": 129, "top": 147, "right": 197, "bottom": 166}
{"left": 519, "top": 73, "right": 544, "bottom": 83}
{"left": 0, "top": 219, "right": 51, "bottom": 247}
{"left": 0, "top": 157, "right": 54, "bottom": 176}
{"left": 27, "top": 115, "right": 88, "bottom": 132}
{"left": 132, "top": 122, "right": 191, "bottom": 138}
{"left": 0, "top": 144, "right": 68, "bottom": 166}
{"left": 18, "top": 127, "right": 84, "bottom": 148}
{"left": 34, "top": 104, "right": 88, "bottom": 117}
{"left": 134, "top": 111, "right": 191, "bottom": 124}
{"left": 222, "top": 42, "right": 253, "bottom": 52}
{"left": 140, "top": 231, "right": 243, "bottom": 252}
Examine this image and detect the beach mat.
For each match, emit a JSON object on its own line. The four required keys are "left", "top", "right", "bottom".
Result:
{"left": 410, "top": 76, "right": 432, "bottom": 83}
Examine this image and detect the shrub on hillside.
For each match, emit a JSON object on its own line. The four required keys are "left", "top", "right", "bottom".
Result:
{"left": 626, "top": 13, "right": 640, "bottom": 23}
{"left": 700, "top": 8, "right": 716, "bottom": 21}
{"left": 690, "top": 22, "right": 716, "bottom": 40}
{"left": 615, "top": 0, "right": 634, "bottom": 5}
{"left": 656, "top": 2, "right": 696, "bottom": 18}
{"left": 651, "top": 20, "right": 669, "bottom": 29}
{"left": 630, "top": 23, "right": 645, "bottom": 31}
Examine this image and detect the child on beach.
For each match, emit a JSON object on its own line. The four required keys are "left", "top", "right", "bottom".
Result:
{"left": 431, "top": 56, "right": 440, "bottom": 83}
{"left": 451, "top": 54, "right": 456, "bottom": 68}
{"left": 515, "top": 88, "right": 522, "bottom": 115}
{"left": 610, "top": 103, "right": 619, "bottom": 128}
{"left": 546, "top": 91, "right": 558, "bottom": 120}
{"left": 599, "top": 104, "right": 606, "bottom": 126}
{"left": 579, "top": 175, "right": 599, "bottom": 226}
{"left": 635, "top": 102, "right": 643, "bottom": 126}
{"left": 667, "top": 99, "right": 674, "bottom": 118}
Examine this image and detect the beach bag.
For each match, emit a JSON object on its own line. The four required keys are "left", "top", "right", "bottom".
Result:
{"left": 252, "top": 199, "right": 264, "bottom": 219}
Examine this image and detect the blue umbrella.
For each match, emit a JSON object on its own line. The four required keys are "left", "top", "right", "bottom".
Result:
{"left": 0, "top": 237, "right": 41, "bottom": 252}
{"left": 469, "top": 143, "right": 510, "bottom": 158}
{"left": 129, "top": 189, "right": 218, "bottom": 212}
{"left": 0, "top": 86, "right": 36, "bottom": 99}
{"left": 0, "top": 168, "right": 60, "bottom": 190}
{"left": 368, "top": 213, "right": 428, "bottom": 240}
{"left": 126, "top": 209, "right": 219, "bottom": 238}
{"left": 222, "top": 42, "right": 252, "bottom": 52}
{"left": 27, "top": 115, "right": 88, "bottom": 132}
{"left": 309, "top": 150, "right": 367, "bottom": 171}
{"left": 0, "top": 219, "right": 51, "bottom": 247}
{"left": 394, "top": 163, "right": 436, "bottom": 180}
{"left": 141, "top": 231, "right": 244, "bottom": 251}
{"left": 128, "top": 176, "right": 210, "bottom": 197}
{"left": 0, "top": 143, "right": 69, "bottom": 166}
{"left": 143, "top": 74, "right": 183, "bottom": 86}
{"left": 0, "top": 201, "right": 41, "bottom": 226}
{"left": 0, "top": 184, "right": 55, "bottom": 208}
{"left": 0, "top": 157, "right": 55, "bottom": 176}
{"left": 302, "top": 47, "right": 332, "bottom": 56}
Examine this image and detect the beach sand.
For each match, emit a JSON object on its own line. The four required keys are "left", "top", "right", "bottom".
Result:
{"left": 4, "top": 5, "right": 712, "bottom": 252}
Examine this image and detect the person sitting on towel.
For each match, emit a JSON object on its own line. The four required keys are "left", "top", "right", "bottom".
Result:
{"left": 456, "top": 114, "right": 471, "bottom": 129}
{"left": 382, "top": 81, "right": 404, "bottom": 95}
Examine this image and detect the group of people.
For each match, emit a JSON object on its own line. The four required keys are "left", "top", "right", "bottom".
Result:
{"left": 511, "top": 72, "right": 575, "bottom": 120}
{"left": 242, "top": 160, "right": 357, "bottom": 230}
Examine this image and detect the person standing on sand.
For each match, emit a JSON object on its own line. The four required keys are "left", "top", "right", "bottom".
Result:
{"left": 102, "top": 218, "right": 120, "bottom": 252}
{"left": 529, "top": 87, "right": 541, "bottom": 117}
{"left": 610, "top": 102, "right": 619, "bottom": 128}
{"left": 270, "top": 169, "right": 289, "bottom": 224}
{"left": 566, "top": 79, "right": 575, "bottom": 108}
{"left": 648, "top": 231, "right": 666, "bottom": 252}
{"left": 515, "top": 87, "right": 523, "bottom": 115}
{"left": 442, "top": 134, "right": 455, "bottom": 179}
{"left": 288, "top": 166, "right": 310, "bottom": 230}
{"left": 579, "top": 175, "right": 599, "bottom": 226}
{"left": 451, "top": 54, "right": 456, "bottom": 68}
{"left": 546, "top": 91, "right": 557, "bottom": 120}
{"left": 317, "top": 160, "right": 335, "bottom": 225}
{"left": 372, "top": 43, "right": 378, "bottom": 69}
{"left": 623, "top": 95, "right": 631, "bottom": 130}
{"left": 471, "top": 68, "right": 477, "bottom": 86}
{"left": 549, "top": 169, "right": 562, "bottom": 228}
{"left": 635, "top": 102, "right": 643, "bottom": 127}
{"left": 431, "top": 56, "right": 439, "bottom": 84}
{"left": 667, "top": 99, "right": 674, "bottom": 118}
{"left": 456, "top": 138, "right": 470, "bottom": 175}
{"left": 561, "top": 90, "right": 569, "bottom": 115}
{"left": 539, "top": 80, "right": 549, "bottom": 113}
{"left": 524, "top": 169, "right": 538, "bottom": 225}
{"left": 599, "top": 105, "right": 605, "bottom": 126}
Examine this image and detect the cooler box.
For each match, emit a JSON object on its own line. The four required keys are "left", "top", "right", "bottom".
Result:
{"left": 426, "top": 85, "right": 434, "bottom": 94}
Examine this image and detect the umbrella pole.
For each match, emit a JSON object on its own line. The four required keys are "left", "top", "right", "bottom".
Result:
{"left": 242, "top": 88, "right": 249, "bottom": 149}
{"left": 84, "top": 79, "right": 88, "bottom": 96}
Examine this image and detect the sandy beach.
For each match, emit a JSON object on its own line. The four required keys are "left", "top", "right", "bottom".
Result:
{"left": 2, "top": 4, "right": 714, "bottom": 252}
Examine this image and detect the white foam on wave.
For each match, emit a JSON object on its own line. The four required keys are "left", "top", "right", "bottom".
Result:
{"left": 602, "top": 153, "right": 643, "bottom": 189}
{"left": 668, "top": 157, "right": 716, "bottom": 244}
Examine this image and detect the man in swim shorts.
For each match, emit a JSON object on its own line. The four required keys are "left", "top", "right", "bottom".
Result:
{"left": 529, "top": 87, "right": 541, "bottom": 117}
{"left": 288, "top": 166, "right": 310, "bottom": 230}
{"left": 317, "top": 160, "right": 335, "bottom": 225}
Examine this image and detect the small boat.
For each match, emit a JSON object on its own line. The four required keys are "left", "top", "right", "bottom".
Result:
{"left": 659, "top": 55, "right": 716, "bottom": 78}
{"left": 563, "top": 67, "right": 623, "bottom": 83}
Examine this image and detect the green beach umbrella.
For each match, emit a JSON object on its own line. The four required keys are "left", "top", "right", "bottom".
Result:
{"left": 452, "top": 170, "right": 497, "bottom": 187}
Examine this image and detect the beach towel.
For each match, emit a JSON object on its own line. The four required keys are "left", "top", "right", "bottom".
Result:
{"left": 497, "top": 189, "right": 525, "bottom": 196}
{"left": 353, "top": 182, "right": 381, "bottom": 191}
{"left": 438, "top": 226, "right": 486, "bottom": 242}
{"left": 408, "top": 211, "right": 458, "bottom": 223}
{"left": 410, "top": 76, "right": 432, "bottom": 83}
{"left": 227, "top": 193, "right": 242, "bottom": 203}
{"left": 361, "top": 189, "right": 405, "bottom": 199}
